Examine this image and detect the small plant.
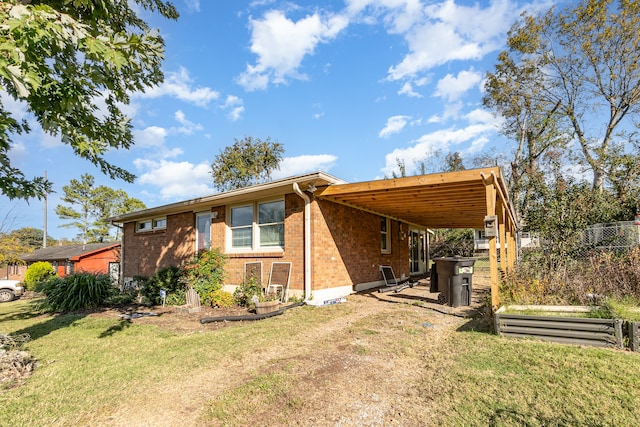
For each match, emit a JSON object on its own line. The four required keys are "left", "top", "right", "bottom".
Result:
{"left": 38, "top": 273, "right": 116, "bottom": 312}
{"left": 233, "top": 277, "right": 262, "bottom": 307}
{"left": 208, "top": 289, "right": 234, "bottom": 308}
{"left": 24, "top": 261, "right": 55, "bottom": 291}
{"left": 139, "top": 266, "right": 182, "bottom": 305}
{"left": 181, "top": 248, "right": 227, "bottom": 304}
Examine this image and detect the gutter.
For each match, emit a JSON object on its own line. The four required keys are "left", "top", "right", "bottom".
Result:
{"left": 292, "top": 182, "right": 312, "bottom": 302}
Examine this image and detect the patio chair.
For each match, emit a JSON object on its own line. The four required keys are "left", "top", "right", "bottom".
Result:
{"left": 267, "top": 262, "right": 291, "bottom": 302}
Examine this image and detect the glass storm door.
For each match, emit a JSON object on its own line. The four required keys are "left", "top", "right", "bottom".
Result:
{"left": 409, "top": 229, "right": 426, "bottom": 275}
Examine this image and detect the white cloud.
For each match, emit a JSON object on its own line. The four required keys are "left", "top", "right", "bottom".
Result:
{"left": 237, "top": 10, "right": 349, "bottom": 91}
{"left": 134, "top": 159, "right": 214, "bottom": 199}
{"left": 434, "top": 68, "right": 482, "bottom": 101}
{"left": 386, "top": 0, "right": 516, "bottom": 80}
{"left": 133, "top": 126, "right": 167, "bottom": 148}
{"left": 381, "top": 123, "right": 495, "bottom": 176}
{"left": 379, "top": 115, "right": 411, "bottom": 138}
{"left": 132, "top": 126, "right": 183, "bottom": 159}
{"left": 184, "top": 0, "right": 200, "bottom": 12}
{"left": 174, "top": 110, "right": 204, "bottom": 134}
{"left": 137, "top": 67, "right": 219, "bottom": 106}
{"left": 271, "top": 154, "right": 338, "bottom": 179}
{"left": 221, "top": 95, "right": 245, "bottom": 121}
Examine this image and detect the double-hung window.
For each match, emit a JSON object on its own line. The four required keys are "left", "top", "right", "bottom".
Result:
{"left": 230, "top": 200, "right": 285, "bottom": 251}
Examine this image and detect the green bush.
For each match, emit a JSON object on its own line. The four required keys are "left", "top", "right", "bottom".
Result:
{"left": 139, "top": 266, "right": 182, "bottom": 305}
{"left": 208, "top": 289, "right": 234, "bottom": 308}
{"left": 181, "top": 248, "right": 227, "bottom": 303}
{"left": 24, "top": 261, "right": 55, "bottom": 291}
{"left": 39, "top": 273, "right": 116, "bottom": 312}
{"left": 233, "top": 277, "right": 262, "bottom": 307}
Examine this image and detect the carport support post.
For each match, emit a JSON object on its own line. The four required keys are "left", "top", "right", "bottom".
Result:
{"left": 485, "top": 180, "right": 500, "bottom": 310}
{"left": 499, "top": 204, "right": 506, "bottom": 273}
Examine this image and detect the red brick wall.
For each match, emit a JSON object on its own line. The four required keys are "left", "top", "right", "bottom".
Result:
{"left": 218, "top": 194, "right": 305, "bottom": 292}
{"left": 123, "top": 211, "right": 196, "bottom": 277}
{"left": 311, "top": 198, "right": 409, "bottom": 290}
{"left": 0, "top": 265, "right": 27, "bottom": 281}
{"left": 122, "top": 193, "right": 410, "bottom": 293}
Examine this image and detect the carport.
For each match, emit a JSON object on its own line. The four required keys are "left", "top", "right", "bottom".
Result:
{"left": 314, "top": 167, "right": 518, "bottom": 310}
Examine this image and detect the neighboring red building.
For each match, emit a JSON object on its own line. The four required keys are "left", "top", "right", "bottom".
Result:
{"left": 19, "top": 243, "right": 121, "bottom": 281}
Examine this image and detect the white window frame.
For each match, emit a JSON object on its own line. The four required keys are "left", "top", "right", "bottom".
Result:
{"left": 380, "top": 217, "right": 391, "bottom": 254}
{"left": 227, "top": 199, "right": 285, "bottom": 253}
{"left": 136, "top": 217, "right": 166, "bottom": 232}
{"left": 195, "top": 211, "right": 211, "bottom": 252}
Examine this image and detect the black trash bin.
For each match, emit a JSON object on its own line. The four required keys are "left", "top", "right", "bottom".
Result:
{"left": 432, "top": 257, "right": 476, "bottom": 307}
{"left": 429, "top": 263, "right": 438, "bottom": 293}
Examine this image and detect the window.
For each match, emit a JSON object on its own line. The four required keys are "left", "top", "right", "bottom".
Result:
{"left": 136, "top": 220, "right": 152, "bottom": 232}
{"left": 229, "top": 200, "right": 285, "bottom": 251}
{"left": 380, "top": 217, "right": 391, "bottom": 254}
{"left": 153, "top": 218, "right": 167, "bottom": 229}
{"left": 136, "top": 217, "right": 166, "bottom": 232}
{"left": 196, "top": 212, "right": 211, "bottom": 251}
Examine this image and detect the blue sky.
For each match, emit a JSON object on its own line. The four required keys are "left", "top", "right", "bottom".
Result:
{"left": 3, "top": 0, "right": 554, "bottom": 240}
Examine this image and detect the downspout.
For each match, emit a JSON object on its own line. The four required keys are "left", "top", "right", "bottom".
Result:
{"left": 292, "top": 182, "right": 312, "bottom": 302}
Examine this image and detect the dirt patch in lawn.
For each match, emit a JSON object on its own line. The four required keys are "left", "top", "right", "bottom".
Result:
{"left": 90, "top": 277, "right": 491, "bottom": 426}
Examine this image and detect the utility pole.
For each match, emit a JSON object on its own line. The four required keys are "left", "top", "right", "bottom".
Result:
{"left": 43, "top": 170, "right": 47, "bottom": 248}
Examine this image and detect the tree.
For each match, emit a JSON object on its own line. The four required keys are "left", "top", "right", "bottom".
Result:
{"left": 495, "top": 0, "right": 640, "bottom": 192}
{"left": 89, "top": 186, "right": 146, "bottom": 242}
{"left": 0, "top": 0, "right": 178, "bottom": 200}
{"left": 9, "top": 227, "right": 56, "bottom": 249}
{"left": 55, "top": 174, "right": 145, "bottom": 242}
{"left": 211, "top": 137, "right": 284, "bottom": 191}
{"left": 444, "top": 152, "right": 465, "bottom": 172}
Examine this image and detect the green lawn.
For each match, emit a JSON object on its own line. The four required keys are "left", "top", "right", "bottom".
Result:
{"left": 1, "top": 298, "right": 639, "bottom": 426}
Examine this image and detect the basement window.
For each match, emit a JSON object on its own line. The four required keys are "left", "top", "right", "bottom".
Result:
{"left": 136, "top": 217, "right": 167, "bottom": 232}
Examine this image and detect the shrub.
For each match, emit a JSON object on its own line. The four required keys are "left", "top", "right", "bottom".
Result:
{"left": 39, "top": 273, "right": 116, "bottom": 312}
{"left": 501, "top": 248, "right": 640, "bottom": 305}
{"left": 430, "top": 228, "right": 474, "bottom": 257}
{"left": 24, "top": 261, "right": 55, "bottom": 291}
{"left": 181, "top": 248, "right": 227, "bottom": 303}
{"left": 233, "top": 277, "right": 262, "bottom": 307}
{"left": 208, "top": 289, "right": 234, "bottom": 308}
{"left": 139, "top": 266, "right": 182, "bottom": 305}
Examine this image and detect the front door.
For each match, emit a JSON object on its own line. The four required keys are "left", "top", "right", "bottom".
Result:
{"left": 409, "top": 229, "right": 427, "bottom": 275}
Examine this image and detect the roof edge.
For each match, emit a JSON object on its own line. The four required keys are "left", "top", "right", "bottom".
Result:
{"left": 109, "top": 171, "right": 346, "bottom": 223}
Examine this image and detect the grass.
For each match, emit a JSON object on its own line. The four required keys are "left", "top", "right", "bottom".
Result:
{"left": 1, "top": 298, "right": 640, "bottom": 426}
{"left": 427, "top": 329, "right": 640, "bottom": 426}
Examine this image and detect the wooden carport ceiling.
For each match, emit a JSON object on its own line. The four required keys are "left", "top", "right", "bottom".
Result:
{"left": 315, "top": 167, "right": 515, "bottom": 229}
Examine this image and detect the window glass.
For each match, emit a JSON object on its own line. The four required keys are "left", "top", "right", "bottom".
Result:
{"left": 231, "top": 205, "right": 253, "bottom": 248}
{"left": 196, "top": 213, "right": 211, "bottom": 251}
{"left": 259, "top": 200, "right": 284, "bottom": 247}
{"left": 259, "top": 200, "right": 285, "bottom": 224}
{"left": 380, "top": 217, "right": 390, "bottom": 253}
{"left": 137, "top": 220, "right": 152, "bottom": 231}
{"left": 231, "top": 205, "right": 253, "bottom": 227}
{"left": 260, "top": 224, "right": 284, "bottom": 247}
{"left": 153, "top": 218, "right": 167, "bottom": 229}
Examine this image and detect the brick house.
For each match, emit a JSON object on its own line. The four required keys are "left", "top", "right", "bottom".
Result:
{"left": 110, "top": 169, "right": 517, "bottom": 306}
{"left": 19, "top": 243, "right": 121, "bottom": 280}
